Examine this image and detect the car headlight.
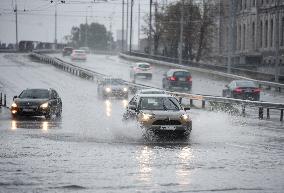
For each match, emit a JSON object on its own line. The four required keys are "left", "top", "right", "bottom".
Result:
{"left": 105, "top": 87, "right": 111, "bottom": 93}
{"left": 11, "top": 102, "right": 17, "bottom": 108}
{"left": 40, "top": 102, "right": 49, "bottom": 108}
{"left": 123, "top": 87, "right": 128, "bottom": 92}
{"left": 181, "top": 114, "right": 189, "bottom": 121}
{"left": 141, "top": 113, "right": 154, "bottom": 121}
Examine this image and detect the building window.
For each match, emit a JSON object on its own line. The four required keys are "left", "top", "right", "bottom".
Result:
{"left": 270, "top": 19, "right": 274, "bottom": 47}
{"left": 244, "top": 0, "right": 247, "bottom": 9}
{"left": 252, "top": 22, "right": 255, "bottom": 49}
{"left": 239, "top": 25, "right": 242, "bottom": 50}
{"left": 243, "top": 24, "right": 246, "bottom": 50}
{"left": 281, "top": 17, "right": 284, "bottom": 46}
{"left": 265, "top": 20, "right": 268, "bottom": 48}
{"left": 260, "top": 21, "right": 263, "bottom": 48}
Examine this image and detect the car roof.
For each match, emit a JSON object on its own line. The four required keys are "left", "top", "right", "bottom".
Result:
{"left": 73, "top": 49, "right": 85, "bottom": 52}
{"left": 24, "top": 88, "right": 51, "bottom": 92}
{"left": 137, "top": 89, "right": 165, "bottom": 94}
{"left": 137, "top": 93, "right": 174, "bottom": 98}
{"left": 135, "top": 62, "right": 150, "bottom": 65}
{"left": 168, "top": 69, "right": 189, "bottom": 73}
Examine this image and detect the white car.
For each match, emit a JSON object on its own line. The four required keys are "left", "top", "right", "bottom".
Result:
{"left": 70, "top": 50, "right": 87, "bottom": 60}
{"left": 130, "top": 62, "right": 152, "bottom": 79}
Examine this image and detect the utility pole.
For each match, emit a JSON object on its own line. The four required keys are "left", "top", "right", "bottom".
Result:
{"left": 54, "top": 3, "right": 57, "bottom": 46}
{"left": 122, "top": 0, "right": 125, "bottom": 51}
{"left": 275, "top": 0, "right": 280, "bottom": 82}
{"left": 126, "top": 0, "right": 129, "bottom": 52}
{"left": 138, "top": 0, "right": 141, "bottom": 50}
{"left": 178, "top": 0, "right": 184, "bottom": 65}
{"left": 129, "top": 0, "right": 134, "bottom": 53}
{"left": 15, "top": 1, "right": 18, "bottom": 50}
{"left": 149, "top": 0, "right": 153, "bottom": 55}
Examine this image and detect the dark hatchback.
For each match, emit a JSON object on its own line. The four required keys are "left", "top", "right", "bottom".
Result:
{"left": 162, "top": 69, "right": 192, "bottom": 91}
{"left": 11, "top": 89, "right": 62, "bottom": 119}
{"left": 62, "top": 47, "right": 74, "bottom": 56}
{"left": 222, "top": 80, "right": 260, "bottom": 101}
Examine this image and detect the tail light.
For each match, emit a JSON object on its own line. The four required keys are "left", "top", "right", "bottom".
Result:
{"left": 187, "top": 77, "right": 192, "bottom": 82}
{"left": 168, "top": 76, "right": 177, "bottom": 81}
{"left": 234, "top": 87, "right": 243, "bottom": 93}
{"left": 253, "top": 88, "right": 261, "bottom": 93}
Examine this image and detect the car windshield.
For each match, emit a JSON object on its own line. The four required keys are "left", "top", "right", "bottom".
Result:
{"left": 174, "top": 71, "right": 190, "bottom": 77}
{"left": 236, "top": 81, "right": 256, "bottom": 87}
{"left": 105, "top": 79, "right": 123, "bottom": 85}
{"left": 74, "top": 50, "right": 85, "bottom": 54}
{"left": 138, "top": 63, "right": 150, "bottom": 68}
{"left": 139, "top": 97, "right": 181, "bottom": 111}
{"left": 19, "top": 89, "right": 49, "bottom": 99}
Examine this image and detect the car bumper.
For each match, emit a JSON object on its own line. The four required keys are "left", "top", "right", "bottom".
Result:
{"left": 104, "top": 91, "right": 128, "bottom": 97}
{"left": 233, "top": 93, "right": 259, "bottom": 101}
{"left": 170, "top": 82, "right": 192, "bottom": 88}
{"left": 11, "top": 107, "right": 50, "bottom": 116}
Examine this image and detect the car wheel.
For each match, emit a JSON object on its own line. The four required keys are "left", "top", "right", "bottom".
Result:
{"left": 45, "top": 113, "right": 52, "bottom": 120}
{"left": 56, "top": 107, "right": 62, "bottom": 118}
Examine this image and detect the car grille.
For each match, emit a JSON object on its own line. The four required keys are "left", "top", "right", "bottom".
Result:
{"left": 152, "top": 120, "right": 181, "bottom": 125}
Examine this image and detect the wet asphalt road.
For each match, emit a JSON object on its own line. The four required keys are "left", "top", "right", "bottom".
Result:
{"left": 0, "top": 53, "right": 284, "bottom": 193}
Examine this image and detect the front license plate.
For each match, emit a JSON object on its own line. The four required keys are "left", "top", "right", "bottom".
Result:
{"left": 160, "top": 125, "right": 176, "bottom": 130}
{"left": 23, "top": 108, "right": 34, "bottom": 112}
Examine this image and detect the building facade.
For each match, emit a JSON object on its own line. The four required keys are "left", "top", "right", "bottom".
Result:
{"left": 215, "top": 0, "right": 284, "bottom": 67}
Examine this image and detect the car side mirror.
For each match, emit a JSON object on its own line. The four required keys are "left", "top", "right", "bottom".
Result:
{"left": 225, "top": 84, "right": 229, "bottom": 88}
{"left": 128, "top": 104, "right": 137, "bottom": 111}
{"left": 13, "top": 96, "right": 17, "bottom": 100}
{"left": 184, "top": 107, "right": 190, "bottom": 111}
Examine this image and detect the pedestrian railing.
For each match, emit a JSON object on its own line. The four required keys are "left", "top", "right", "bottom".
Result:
{"left": 30, "top": 52, "right": 284, "bottom": 122}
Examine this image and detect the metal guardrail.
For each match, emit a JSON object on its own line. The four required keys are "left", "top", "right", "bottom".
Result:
{"left": 30, "top": 52, "right": 284, "bottom": 121}
{"left": 120, "top": 52, "right": 284, "bottom": 92}
{"left": 0, "top": 92, "right": 7, "bottom": 108}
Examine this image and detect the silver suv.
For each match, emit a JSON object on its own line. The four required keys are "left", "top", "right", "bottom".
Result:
{"left": 123, "top": 94, "right": 192, "bottom": 136}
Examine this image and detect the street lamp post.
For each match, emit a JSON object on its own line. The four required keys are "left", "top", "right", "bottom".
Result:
{"left": 129, "top": 0, "right": 134, "bottom": 53}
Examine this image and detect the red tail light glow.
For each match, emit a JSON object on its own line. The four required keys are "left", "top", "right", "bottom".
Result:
{"left": 168, "top": 76, "right": 177, "bottom": 81}
{"left": 187, "top": 77, "right": 192, "bottom": 82}
{"left": 234, "top": 87, "right": 243, "bottom": 93}
{"left": 253, "top": 88, "right": 261, "bottom": 93}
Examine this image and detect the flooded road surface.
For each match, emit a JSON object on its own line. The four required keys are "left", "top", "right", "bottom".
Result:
{"left": 0, "top": 53, "right": 284, "bottom": 192}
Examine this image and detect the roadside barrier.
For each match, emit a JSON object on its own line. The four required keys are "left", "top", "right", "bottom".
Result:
{"left": 0, "top": 92, "right": 7, "bottom": 108}
{"left": 30, "top": 52, "right": 284, "bottom": 122}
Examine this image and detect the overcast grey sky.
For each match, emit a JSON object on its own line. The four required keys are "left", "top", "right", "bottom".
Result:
{"left": 0, "top": 0, "right": 176, "bottom": 45}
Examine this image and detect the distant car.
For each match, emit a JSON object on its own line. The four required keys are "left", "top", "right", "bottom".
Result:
{"left": 162, "top": 69, "right": 192, "bottom": 91}
{"left": 71, "top": 49, "right": 87, "bottom": 60}
{"left": 130, "top": 62, "right": 152, "bottom": 79}
{"left": 62, "top": 47, "right": 74, "bottom": 56}
{"left": 79, "top": 47, "right": 90, "bottom": 54}
{"left": 123, "top": 93, "right": 192, "bottom": 137}
{"left": 222, "top": 80, "right": 260, "bottom": 101}
{"left": 97, "top": 77, "right": 129, "bottom": 99}
{"left": 136, "top": 88, "right": 166, "bottom": 95}
{"left": 11, "top": 88, "right": 62, "bottom": 119}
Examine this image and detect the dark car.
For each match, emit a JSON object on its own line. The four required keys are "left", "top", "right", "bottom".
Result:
{"left": 62, "top": 47, "right": 74, "bottom": 56}
{"left": 97, "top": 77, "right": 129, "bottom": 99}
{"left": 222, "top": 80, "right": 260, "bottom": 101}
{"left": 11, "top": 88, "right": 62, "bottom": 119}
{"left": 162, "top": 69, "right": 192, "bottom": 91}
